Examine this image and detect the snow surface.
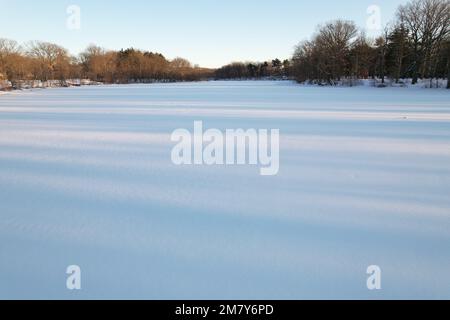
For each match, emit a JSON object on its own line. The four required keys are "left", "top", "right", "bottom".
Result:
{"left": 0, "top": 81, "right": 449, "bottom": 299}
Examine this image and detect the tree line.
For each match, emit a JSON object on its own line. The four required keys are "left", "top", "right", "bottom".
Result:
{"left": 291, "top": 0, "right": 449, "bottom": 88}
{"left": 0, "top": 41, "right": 213, "bottom": 87}
{"left": 214, "top": 0, "right": 449, "bottom": 88}
{"left": 214, "top": 59, "right": 291, "bottom": 79}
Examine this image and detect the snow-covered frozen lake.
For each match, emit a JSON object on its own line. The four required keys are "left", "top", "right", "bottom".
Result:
{"left": 0, "top": 81, "right": 449, "bottom": 299}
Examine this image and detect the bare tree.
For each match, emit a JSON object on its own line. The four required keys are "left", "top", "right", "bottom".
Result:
{"left": 398, "top": 0, "right": 450, "bottom": 84}
{"left": 170, "top": 57, "right": 192, "bottom": 69}
{"left": 26, "top": 41, "right": 70, "bottom": 81}
{"left": 375, "top": 26, "right": 391, "bottom": 84}
{"left": 0, "top": 39, "right": 23, "bottom": 81}
{"left": 315, "top": 20, "right": 358, "bottom": 82}
{"left": 80, "top": 45, "right": 112, "bottom": 81}
{"left": 292, "top": 20, "right": 358, "bottom": 84}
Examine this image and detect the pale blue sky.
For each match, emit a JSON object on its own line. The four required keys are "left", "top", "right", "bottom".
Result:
{"left": 0, "top": 0, "right": 409, "bottom": 67}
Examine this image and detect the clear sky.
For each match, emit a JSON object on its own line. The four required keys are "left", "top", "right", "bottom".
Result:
{"left": 0, "top": 0, "right": 409, "bottom": 68}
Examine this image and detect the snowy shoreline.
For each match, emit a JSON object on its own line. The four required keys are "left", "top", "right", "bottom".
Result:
{"left": 1, "top": 78, "right": 449, "bottom": 97}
